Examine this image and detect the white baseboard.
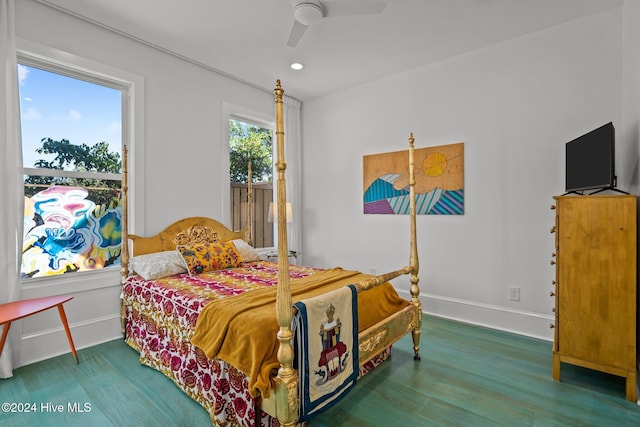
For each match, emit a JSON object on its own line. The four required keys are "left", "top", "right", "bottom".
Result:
{"left": 397, "top": 290, "right": 555, "bottom": 342}
{"left": 20, "top": 313, "right": 123, "bottom": 367}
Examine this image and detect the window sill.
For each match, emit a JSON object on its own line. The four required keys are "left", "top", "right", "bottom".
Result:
{"left": 21, "top": 268, "right": 122, "bottom": 298}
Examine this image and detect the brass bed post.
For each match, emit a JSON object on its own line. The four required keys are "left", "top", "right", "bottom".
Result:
{"left": 246, "top": 161, "right": 254, "bottom": 246}
{"left": 408, "top": 133, "right": 422, "bottom": 360}
{"left": 272, "top": 80, "right": 298, "bottom": 426}
{"left": 120, "top": 145, "right": 129, "bottom": 336}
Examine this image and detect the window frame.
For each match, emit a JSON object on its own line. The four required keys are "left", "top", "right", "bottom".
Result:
{"left": 228, "top": 115, "right": 275, "bottom": 249}
{"left": 17, "top": 39, "right": 145, "bottom": 293}
{"left": 221, "top": 102, "right": 274, "bottom": 230}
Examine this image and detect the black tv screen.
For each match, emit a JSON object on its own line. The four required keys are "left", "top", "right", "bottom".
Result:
{"left": 565, "top": 122, "right": 615, "bottom": 193}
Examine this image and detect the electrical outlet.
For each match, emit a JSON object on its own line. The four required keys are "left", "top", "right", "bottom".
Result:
{"left": 509, "top": 286, "right": 520, "bottom": 301}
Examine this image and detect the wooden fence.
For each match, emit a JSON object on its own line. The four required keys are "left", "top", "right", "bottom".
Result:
{"left": 230, "top": 182, "right": 273, "bottom": 248}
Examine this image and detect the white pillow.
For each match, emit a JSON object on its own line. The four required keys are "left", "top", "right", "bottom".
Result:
{"left": 230, "top": 239, "right": 264, "bottom": 263}
{"left": 130, "top": 250, "right": 187, "bottom": 280}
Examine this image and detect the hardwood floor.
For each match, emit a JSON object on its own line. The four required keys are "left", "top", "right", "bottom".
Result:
{"left": 1, "top": 315, "right": 638, "bottom": 426}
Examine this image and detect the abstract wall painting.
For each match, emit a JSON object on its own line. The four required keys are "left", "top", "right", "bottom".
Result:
{"left": 363, "top": 142, "right": 464, "bottom": 215}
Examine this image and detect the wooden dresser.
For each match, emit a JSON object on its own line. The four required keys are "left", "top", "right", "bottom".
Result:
{"left": 551, "top": 195, "right": 637, "bottom": 402}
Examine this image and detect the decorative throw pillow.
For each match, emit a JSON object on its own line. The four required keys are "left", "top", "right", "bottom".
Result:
{"left": 130, "top": 250, "right": 187, "bottom": 280}
{"left": 230, "top": 239, "right": 264, "bottom": 263}
{"left": 177, "top": 241, "right": 242, "bottom": 276}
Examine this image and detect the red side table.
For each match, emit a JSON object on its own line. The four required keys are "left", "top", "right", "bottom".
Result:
{"left": 0, "top": 295, "right": 78, "bottom": 364}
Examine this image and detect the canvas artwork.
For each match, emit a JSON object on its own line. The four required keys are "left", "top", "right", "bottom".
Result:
{"left": 363, "top": 142, "right": 464, "bottom": 215}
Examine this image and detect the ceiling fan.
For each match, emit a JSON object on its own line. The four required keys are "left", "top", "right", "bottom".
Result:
{"left": 286, "top": 0, "right": 388, "bottom": 47}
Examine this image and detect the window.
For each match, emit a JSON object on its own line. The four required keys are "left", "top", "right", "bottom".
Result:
{"left": 18, "top": 62, "right": 124, "bottom": 279}
{"left": 228, "top": 118, "right": 273, "bottom": 248}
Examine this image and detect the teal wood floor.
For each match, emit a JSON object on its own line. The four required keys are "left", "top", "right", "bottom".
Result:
{"left": 1, "top": 315, "right": 639, "bottom": 426}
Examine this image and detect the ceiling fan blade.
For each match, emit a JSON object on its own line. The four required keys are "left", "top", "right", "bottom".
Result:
{"left": 321, "top": 0, "right": 387, "bottom": 18}
{"left": 287, "top": 19, "right": 308, "bottom": 47}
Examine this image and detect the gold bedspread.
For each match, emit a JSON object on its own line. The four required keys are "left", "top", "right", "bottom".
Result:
{"left": 191, "top": 267, "right": 410, "bottom": 398}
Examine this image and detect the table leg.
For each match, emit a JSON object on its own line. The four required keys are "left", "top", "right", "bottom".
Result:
{"left": 57, "top": 304, "right": 78, "bottom": 364}
{"left": 0, "top": 322, "right": 12, "bottom": 357}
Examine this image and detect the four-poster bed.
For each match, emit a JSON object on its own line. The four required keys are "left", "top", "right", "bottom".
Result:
{"left": 119, "top": 80, "right": 422, "bottom": 426}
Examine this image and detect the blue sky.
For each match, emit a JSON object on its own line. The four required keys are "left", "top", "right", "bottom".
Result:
{"left": 17, "top": 64, "right": 122, "bottom": 169}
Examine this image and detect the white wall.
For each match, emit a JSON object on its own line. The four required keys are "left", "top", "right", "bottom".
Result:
{"left": 301, "top": 8, "right": 629, "bottom": 340}
{"left": 14, "top": 0, "right": 274, "bottom": 366}
{"left": 622, "top": 1, "right": 640, "bottom": 193}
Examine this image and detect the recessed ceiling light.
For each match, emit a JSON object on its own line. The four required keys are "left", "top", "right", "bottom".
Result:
{"left": 290, "top": 62, "right": 304, "bottom": 71}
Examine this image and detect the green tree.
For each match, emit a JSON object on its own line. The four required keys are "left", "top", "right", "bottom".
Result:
{"left": 229, "top": 120, "right": 273, "bottom": 183}
{"left": 24, "top": 138, "right": 122, "bottom": 208}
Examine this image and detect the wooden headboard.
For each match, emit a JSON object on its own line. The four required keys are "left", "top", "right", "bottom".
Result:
{"left": 128, "top": 217, "right": 247, "bottom": 257}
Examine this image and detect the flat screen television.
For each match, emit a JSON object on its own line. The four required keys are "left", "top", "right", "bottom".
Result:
{"left": 565, "top": 122, "right": 615, "bottom": 193}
